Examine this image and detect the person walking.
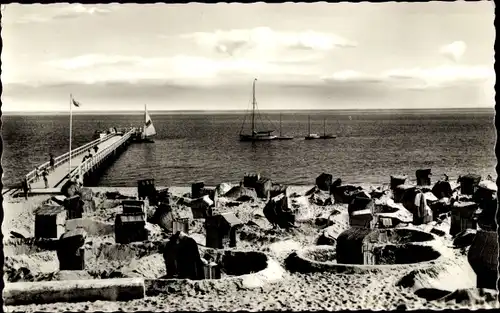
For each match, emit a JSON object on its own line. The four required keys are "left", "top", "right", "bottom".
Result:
{"left": 93, "top": 145, "right": 99, "bottom": 153}
{"left": 49, "top": 153, "right": 55, "bottom": 172}
{"left": 21, "top": 178, "right": 30, "bottom": 199}
{"left": 42, "top": 169, "right": 49, "bottom": 188}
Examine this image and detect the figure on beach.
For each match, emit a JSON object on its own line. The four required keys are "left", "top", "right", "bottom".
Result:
{"left": 74, "top": 175, "right": 83, "bottom": 187}
{"left": 49, "top": 153, "right": 55, "bottom": 171}
{"left": 41, "top": 169, "right": 49, "bottom": 188}
{"left": 163, "top": 231, "right": 204, "bottom": 280}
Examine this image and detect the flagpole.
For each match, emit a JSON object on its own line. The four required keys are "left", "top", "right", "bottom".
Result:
{"left": 69, "top": 94, "right": 73, "bottom": 179}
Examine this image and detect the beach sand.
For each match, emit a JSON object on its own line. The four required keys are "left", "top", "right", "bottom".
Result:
{"left": 3, "top": 185, "right": 498, "bottom": 312}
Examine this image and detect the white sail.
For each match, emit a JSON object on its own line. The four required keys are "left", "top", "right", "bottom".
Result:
{"left": 143, "top": 105, "right": 156, "bottom": 137}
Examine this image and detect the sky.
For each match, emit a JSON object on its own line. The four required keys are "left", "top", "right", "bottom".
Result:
{"left": 1, "top": 2, "right": 496, "bottom": 112}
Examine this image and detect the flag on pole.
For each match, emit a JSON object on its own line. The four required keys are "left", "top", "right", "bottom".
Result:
{"left": 71, "top": 96, "right": 81, "bottom": 107}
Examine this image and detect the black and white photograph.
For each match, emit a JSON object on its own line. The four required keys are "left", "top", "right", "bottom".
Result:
{"left": 1, "top": 2, "right": 498, "bottom": 311}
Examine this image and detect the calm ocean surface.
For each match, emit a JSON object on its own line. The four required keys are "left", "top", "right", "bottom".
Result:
{"left": 1, "top": 109, "right": 496, "bottom": 188}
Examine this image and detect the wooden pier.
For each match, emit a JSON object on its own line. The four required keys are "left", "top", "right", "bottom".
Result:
{"left": 11, "top": 128, "right": 137, "bottom": 196}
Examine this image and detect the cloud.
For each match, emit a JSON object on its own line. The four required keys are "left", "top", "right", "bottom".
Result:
{"left": 41, "top": 53, "right": 316, "bottom": 85}
{"left": 13, "top": 4, "right": 116, "bottom": 24}
{"left": 440, "top": 41, "right": 467, "bottom": 62}
{"left": 46, "top": 54, "right": 147, "bottom": 70}
{"left": 322, "top": 65, "right": 493, "bottom": 90}
{"left": 384, "top": 65, "right": 493, "bottom": 87}
{"left": 321, "top": 70, "right": 383, "bottom": 84}
{"left": 181, "top": 27, "right": 357, "bottom": 58}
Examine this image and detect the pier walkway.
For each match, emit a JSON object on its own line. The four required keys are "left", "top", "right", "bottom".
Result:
{"left": 19, "top": 128, "right": 136, "bottom": 195}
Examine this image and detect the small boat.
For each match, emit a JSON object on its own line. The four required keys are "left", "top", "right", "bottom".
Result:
{"left": 305, "top": 116, "right": 337, "bottom": 140}
{"left": 319, "top": 118, "right": 337, "bottom": 139}
{"left": 277, "top": 113, "right": 294, "bottom": 140}
{"left": 239, "top": 79, "right": 278, "bottom": 142}
{"left": 305, "top": 116, "right": 321, "bottom": 140}
{"left": 141, "top": 104, "right": 156, "bottom": 143}
{"left": 133, "top": 104, "right": 157, "bottom": 143}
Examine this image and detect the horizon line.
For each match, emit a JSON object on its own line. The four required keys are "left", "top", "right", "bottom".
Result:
{"left": 1, "top": 107, "right": 495, "bottom": 115}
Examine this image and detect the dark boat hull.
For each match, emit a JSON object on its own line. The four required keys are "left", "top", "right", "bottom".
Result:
{"left": 277, "top": 136, "right": 294, "bottom": 140}
{"left": 305, "top": 134, "right": 320, "bottom": 140}
{"left": 306, "top": 133, "right": 336, "bottom": 140}
{"left": 131, "top": 134, "right": 155, "bottom": 143}
{"left": 240, "top": 134, "right": 278, "bottom": 141}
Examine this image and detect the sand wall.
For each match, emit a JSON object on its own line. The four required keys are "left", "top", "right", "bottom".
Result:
{"left": 285, "top": 245, "right": 444, "bottom": 275}
{"left": 145, "top": 252, "right": 285, "bottom": 296}
{"left": 3, "top": 278, "right": 145, "bottom": 306}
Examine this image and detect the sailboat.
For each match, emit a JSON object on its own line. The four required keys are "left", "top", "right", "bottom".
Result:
{"left": 277, "top": 113, "right": 294, "bottom": 140}
{"left": 140, "top": 104, "right": 156, "bottom": 143}
{"left": 319, "top": 118, "right": 337, "bottom": 139}
{"left": 305, "top": 116, "right": 336, "bottom": 140}
{"left": 305, "top": 116, "right": 320, "bottom": 140}
{"left": 239, "top": 79, "right": 278, "bottom": 142}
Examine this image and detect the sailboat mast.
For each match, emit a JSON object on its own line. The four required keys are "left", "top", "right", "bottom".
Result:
{"left": 252, "top": 78, "right": 257, "bottom": 134}
{"left": 308, "top": 115, "right": 311, "bottom": 134}
{"left": 144, "top": 104, "right": 146, "bottom": 128}
{"left": 280, "top": 113, "right": 282, "bottom": 136}
{"left": 324, "top": 118, "right": 326, "bottom": 136}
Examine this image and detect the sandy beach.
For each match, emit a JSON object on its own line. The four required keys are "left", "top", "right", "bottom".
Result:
{"left": 3, "top": 182, "right": 498, "bottom": 312}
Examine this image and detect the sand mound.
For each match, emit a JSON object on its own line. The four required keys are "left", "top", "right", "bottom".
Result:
{"left": 286, "top": 242, "right": 443, "bottom": 275}
{"left": 304, "top": 246, "right": 337, "bottom": 263}
{"left": 224, "top": 186, "right": 257, "bottom": 200}
{"left": 84, "top": 240, "right": 166, "bottom": 275}
{"left": 239, "top": 224, "right": 292, "bottom": 244}
{"left": 32, "top": 270, "right": 95, "bottom": 282}
{"left": 374, "top": 244, "right": 441, "bottom": 265}
{"left": 222, "top": 251, "right": 268, "bottom": 276}
{"left": 87, "top": 241, "right": 165, "bottom": 262}
{"left": 121, "top": 253, "right": 166, "bottom": 279}
{"left": 292, "top": 198, "right": 345, "bottom": 222}
{"left": 385, "top": 228, "right": 435, "bottom": 244}
{"left": 3, "top": 238, "right": 59, "bottom": 257}
{"left": 436, "top": 288, "right": 499, "bottom": 306}
{"left": 316, "top": 221, "right": 350, "bottom": 246}
{"left": 198, "top": 248, "right": 270, "bottom": 277}
{"left": 396, "top": 257, "right": 476, "bottom": 293}
{"left": 241, "top": 258, "right": 286, "bottom": 289}
{"left": 4, "top": 251, "right": 59, "bottom": 282}
{"left": 66, "top": 218, "right": 114, "bottom": 236}
{"left": 285, "top": 246, "right": 337, "bottom": 274}
{"left": 91, "top": 204, "right": 123, "bottom": 223}
{"left": 265, "top": 240, "right": 302, "bottom": 258}
{"left": 3, "top": 195, "right": 50, "bottom": 240}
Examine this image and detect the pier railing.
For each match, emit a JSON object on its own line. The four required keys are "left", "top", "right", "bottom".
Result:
{"left": 24, "top": 133, "right": 115, "bottom": 184}
{"left": 69, "top": 128, "right": 136, "bottom": 180}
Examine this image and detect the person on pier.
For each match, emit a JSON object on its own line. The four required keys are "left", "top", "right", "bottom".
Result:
{"left": 41, "top": 169, "right": 49, "bottom": 188}
{"left": 93, "top": 145, "right": 99, "bottom": 154}
{"left": 49, "top": 153, "right": 55, "bottom": 172}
